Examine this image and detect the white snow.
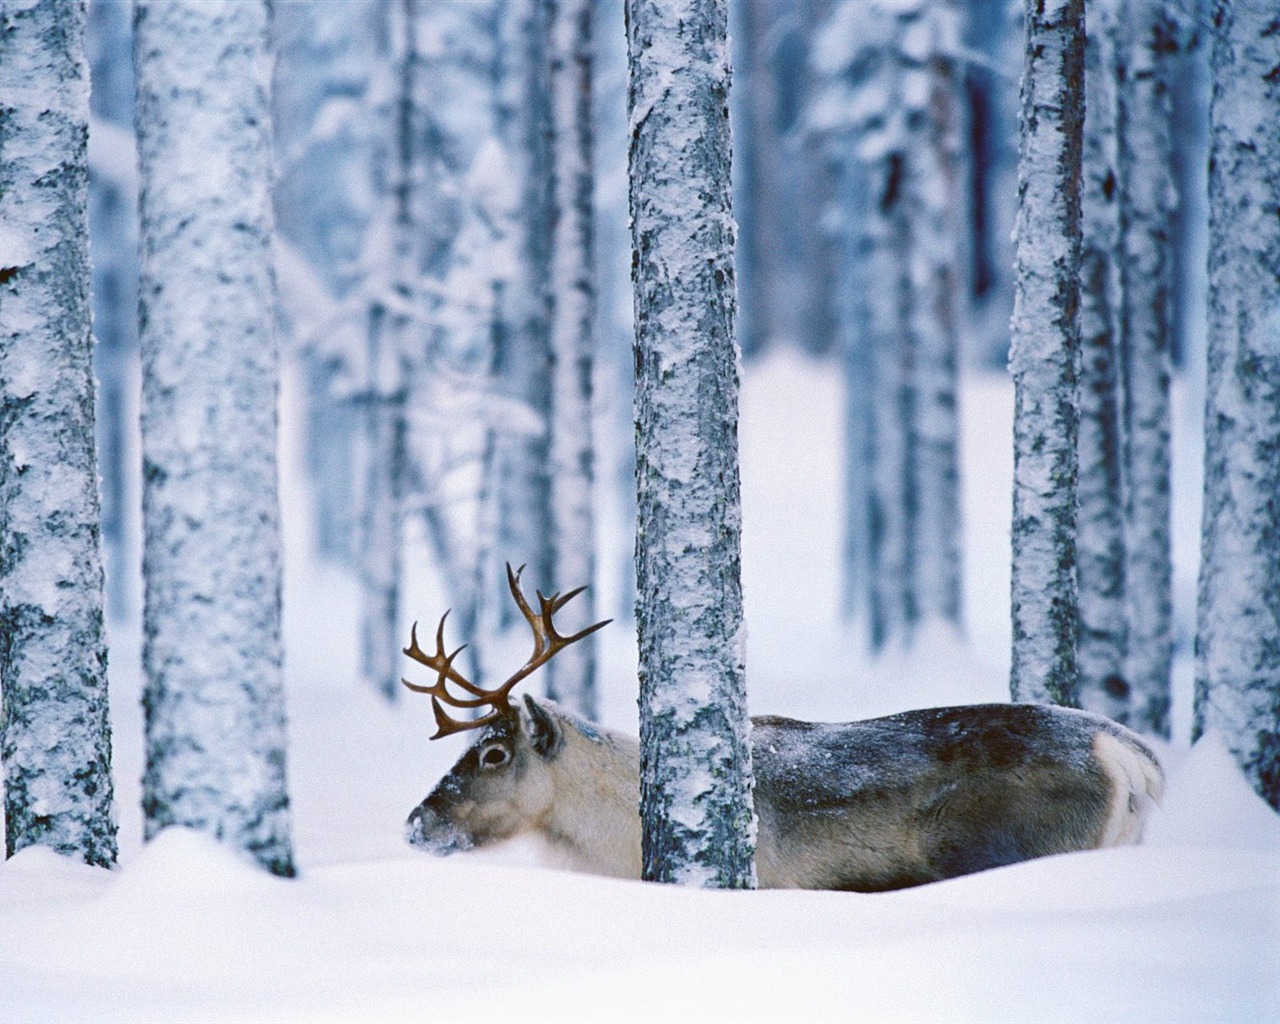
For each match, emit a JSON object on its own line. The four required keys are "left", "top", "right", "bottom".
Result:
{"left": 1, "top": 353, "right": 1276, "bottom": 1021}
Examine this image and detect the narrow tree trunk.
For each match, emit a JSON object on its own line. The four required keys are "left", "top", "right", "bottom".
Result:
{"left": 358, "top": 0, "right": 416, "bottom": 701}
{"left": 629, "top": 0, "right": 756, "bottom": 888}
{"left": 134, "top": 0, "right": 294, "bottom": 876}
{"left": 906, "top": 2, "right": 964, "bottom": 634}
{"left": 1194, "top": 0, "right": 1280, "bottom": 811}
{"left": 544, "top": 0, "right": 599, "bottom": 718}
{"left": 492, "top": 0, "right": 554, "bottom": 604}
{"left": 0, "top": 0, "right": 116, "bottom": 868}
{"left": 1009, "top": 0, "right": 1084, "bottom": 707}
{"left": 1115, "top": 0, "right": 1176, "bottom": 738}
{"left": 1076, "top": 0, "right": 1129, "bottom": 722}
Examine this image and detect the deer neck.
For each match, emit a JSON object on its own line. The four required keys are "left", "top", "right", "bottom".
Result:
{"left": 541, "top": 722, "right": 643, "bottom": 880}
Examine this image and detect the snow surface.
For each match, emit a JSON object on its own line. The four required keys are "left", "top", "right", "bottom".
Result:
{"left": 1, "top": 353, "right": 1277, "bottom": 1021}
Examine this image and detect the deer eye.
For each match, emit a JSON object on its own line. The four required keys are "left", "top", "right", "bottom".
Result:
{"left": 479, "top": 743, "right": 512, "bottom": 770}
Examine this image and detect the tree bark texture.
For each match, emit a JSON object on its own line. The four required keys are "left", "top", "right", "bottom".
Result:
{"left": 628, "top": 0, "right": 756, "bottom": 888}
{"left": 134, "top": 0, "right": 294, "bottom": 876}
{"left": 1009, "top": 0, "right": 1084, "bottom": 707}
{"left": 544, "top": 0, "right": 600, "bottom": 719}
{"left": 1076, "top": 0, "right": 1129, "bottom": 723}
{"left": 0, "top": 0, "right": 116, "bottom": 868}
{"left": 1194, "top": 0, "right": 1280, "bottom": 811}
{"left": 1115, "top": 0, "right": 1176, "bottom": 738}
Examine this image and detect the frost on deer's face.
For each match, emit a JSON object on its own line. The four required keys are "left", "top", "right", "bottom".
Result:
{"left": 405, "top": 698, "right": 562, "bottom": 855}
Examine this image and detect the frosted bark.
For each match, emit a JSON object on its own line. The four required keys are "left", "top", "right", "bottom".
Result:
{"left": 544, "top": 0, "right": 600, "bottom": 718}
{"left": 134, "top": 0, "right": 294, "bottom": 876}
{"left": 87, "top": 0, "right": 139, "bottom": 621}
{"left": 491, "top": 0, "right": 555, "bottom": 605}
{"left": 0, "top": 0, "right": 116, "bottom": 868}
{"left": 811, "top": 0, "right": 964, "bottom": 649}
{"left": 1076, "top": 0, "right": 1129, "bottom": 723}
{"left": 357, "top": 0, "right": 416, "bottom": 702}
{"left": 1009, "top": 0, "right": 1084, "bottom": 707}
{"left": 1194, "top": 0, "right": 1280, "bottom": 812}
{"left": 629, "top": 0, "right": 756, "bottom": 888}
{"left": 905, "top": 3, "right": 965, "bottom": 633}
{"left": 1115, "top": 0, "right": 1176, "bottom": 738}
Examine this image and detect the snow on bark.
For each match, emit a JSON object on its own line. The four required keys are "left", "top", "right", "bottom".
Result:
{"left": 0, "top": 0, "right": 116, "bottom": 868}
{"left": 134, "top": 0, "right": 294, "bottom": 875}
{"left": 1115, "top": 0, "right": 1176, "bottom": 738}
{"left": 491, "top": 1, "right": 555, "bottom": 607}
{"left": 905, "top": 2, "right": 965, "bottom": 634}
{"left": 628, "top": 0, "right": 756, "bottom": 888}
{"left": 1076, "top": 0, "right": 1129, "bottom": 724}
{"left": 544, "top": 0, "right": 600, "bottom": 718}
{"left": 1009, "top": 0, "right": 1084, "bottom": 707}
{"left": 809, "top": 0, "right": 964, "bottom": 650}
{"left": 357, "top": 0, "right": 416, "bottom": 702}
{"left": 1194, "top": 0, "right": 1280, "bottom": 812}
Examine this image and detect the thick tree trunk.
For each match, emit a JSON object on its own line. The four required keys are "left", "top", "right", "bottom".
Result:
{"left": 544, "top": 0, "right": 600, "bottom": 718}
{"left": 629, "top": 0, "right": 756, "bottom": 888}
{"left": 1194, "top": 0, "right": 1280, "bottom": 811}
{"left": 0, "top": 0, "right": 116, "bottom": 868}
{"left": 134, "top": 0, "right": 294, "bottom": 876}
{"left": 1115, "top": 0, "right": 1176, "bottom": 738}
{"left": 1009, "top": 0, "right": 1084, "bottom": 707}
{"left": 1076, "top": 0, "right": 1129, "bottom": 723}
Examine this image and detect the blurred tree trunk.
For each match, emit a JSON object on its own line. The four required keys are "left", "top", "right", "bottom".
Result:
{"left": 1076, "top": 0, "right": 1128, "bottom": 723}
{"left": 0, "top": 0, "right": 116, "bottom": 868}
{"left": 1115, "top": 0, "right": 1176, "bottom": 738}
{"left": 544, "top": 0, "right": 600, "bottom": 718}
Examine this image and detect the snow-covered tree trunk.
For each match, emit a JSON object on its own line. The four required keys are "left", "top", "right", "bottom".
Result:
{"left": 1193, "top": 0, "right": 1280, "bottom": 812}
{"left": 812, "top": 0, "right": 964, "bottom": 650}
{"left": 134, "top": 0, "right": 294, "bottom": 876}
{"left": 628, "top": 0, "right": 756, "bottom": 888}
{"left": 87, "top": 0, "right": 139, "bottom": 622}
{"left": 905, "top": 2, "right": 964, "bottom": 634}
{"left": 357, "top": 0, "right": 416, "bottom": 702}
{"left": 491, "top": 0, "right": 555, "bottom": 604}
{"left": 0, "top": 0, "right": 116, "bottom": 868}
{"left": 544, "top": 0, "right": 600, "bottom": 718}
{"left": 1115, "top": 0, "right": 1176, "bottom": 738}
{"left": 1009, "top": 0, "right": 1084, "bottom": 707}
{"left": 1076, "top": 0, "right": 1129, "bottom": 722}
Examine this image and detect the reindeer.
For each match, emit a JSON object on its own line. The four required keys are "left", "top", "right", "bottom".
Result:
{"left": 403, "top": 566, "right": 1163, "bottom": 891}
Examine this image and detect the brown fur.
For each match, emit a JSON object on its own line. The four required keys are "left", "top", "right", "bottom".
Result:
{"left": 406, "top": 698, "right": 1163, "bottom": 891}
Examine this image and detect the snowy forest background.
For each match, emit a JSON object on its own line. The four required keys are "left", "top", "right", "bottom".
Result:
{"left": 1, "top": 0, "right": 1278, "bottom": 1020}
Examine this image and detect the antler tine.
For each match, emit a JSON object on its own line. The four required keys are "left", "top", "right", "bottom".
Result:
{"left": 404, "top": 564, "right": 613, "bottom": 740}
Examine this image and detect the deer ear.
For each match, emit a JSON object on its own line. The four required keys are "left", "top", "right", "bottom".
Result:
{"left": 522, "top": 695, "right": 564, "bottom": 759}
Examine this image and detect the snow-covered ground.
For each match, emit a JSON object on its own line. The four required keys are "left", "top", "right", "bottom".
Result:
{"left": 1, "top": 352, "right": 1277, "bottom": 1022}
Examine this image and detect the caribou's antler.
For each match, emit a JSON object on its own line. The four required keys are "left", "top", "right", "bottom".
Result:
{"left": 402, "top": 563, "right": 611, "bottom": 738}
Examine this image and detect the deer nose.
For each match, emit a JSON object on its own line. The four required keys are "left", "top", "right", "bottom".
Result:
{"left": 405, "top": 803, "right": 473, "bottom": 855}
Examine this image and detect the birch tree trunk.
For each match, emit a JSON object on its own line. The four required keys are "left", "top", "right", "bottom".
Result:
{"left": 1009, "top": 0, "right": 1084, "bottom": 706}
{"left": 135, "top": 0, "right": 295, "bottom": 875}
{"left": 544, "top": 0, "right": 599, "bottom": 718}
{"left": 0, "top": 0, "right": 116, "bottom": 867}
{"left": 629, "top": 0, "right": 756, "bottom": 888}
{"left": 1194, "top": 0, "right": 1280, "bottom": 811}
{"left": 1115, "top": 0, "right": 1176, "bottom": 738}
{"left": 1076, "top": 0, "right": 1129, "bottom": 722}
